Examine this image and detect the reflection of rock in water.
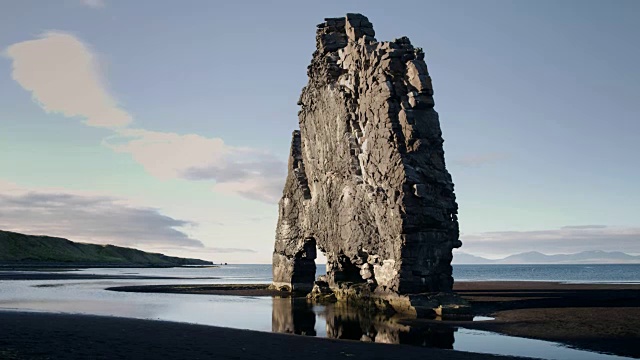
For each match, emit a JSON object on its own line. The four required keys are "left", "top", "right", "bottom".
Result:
{"left": 323, "top": 302, "right": 454, "bottom": 349}
{"left": 271, "top": 298, "right": 316, "bottom": 336}
{"left": 272, "top": 298, "right": 454, "bottom": 348}
{"left": 398, "top": 326, "right": 455, "bottom": 349}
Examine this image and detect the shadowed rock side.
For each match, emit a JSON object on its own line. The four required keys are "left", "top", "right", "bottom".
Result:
{"left": 273, "top": 14, "right": 460, "bottom": 298}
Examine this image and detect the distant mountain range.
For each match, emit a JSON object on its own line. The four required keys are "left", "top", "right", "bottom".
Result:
{"left": 0, "top": 230, "right": 212, "bottom": 267}
{"left": 453, "top": 250, "right": 640, "bottom": 264}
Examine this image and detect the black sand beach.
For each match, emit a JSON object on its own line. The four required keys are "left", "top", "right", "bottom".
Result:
{"left": 106, "top": 280, "right": 640, "bottom": 358}
{"left": 0, "top": 311, "right": 517, "bottom": 360}
{"left": 2, "top": 271, "right": 639, "bottom": 359}
{"left": 106, "top": 283, "right": 290, "bottom": 297}
{"left": 454, "top": 281, "right": 640, "bottom": 358}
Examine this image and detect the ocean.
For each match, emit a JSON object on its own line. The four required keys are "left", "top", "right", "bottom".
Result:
{"left": 453, "top": 263, "right": 640, "bottom": 283}
{"left": 78, "top": 263, "right": 640, "bottom": 284}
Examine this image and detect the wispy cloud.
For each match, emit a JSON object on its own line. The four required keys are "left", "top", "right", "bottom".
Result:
{"left": 5, "top": 32, "right": 284, "bottom": 203}
{"left": 104, "top": 128, "right": 285, "bottom": 203}
{"left": 0, "top": 191, "right": 202, "bottom": 248}
{"left": 80, "top": 0, "right": 105, "bottom": 9}
{"left": 104, "top": 129, "right": 229, "bottom": 180}
{"left": 454, "top": 152, "right": 509, "bottom": 167}
{"left": 182, "top": 150, "right": 285, "bottom": 203}
{"left": 5, "top": 32, "right": 130, "bottom": 128}
{"left": 461, "top": 225, "right": 640, "bottom": 256}
{"left": 561, "top": 225, "right": 607, "bottom": 230}
{"left": 0, "top": 181, "right": 257, "bottom": 255}
{"left": 158, "top": 246, "right": 257, "bottom": 254}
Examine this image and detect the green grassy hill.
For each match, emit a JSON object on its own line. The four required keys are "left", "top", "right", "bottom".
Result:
{"left": 0, "top": 230, "right": 212, "bottom": 267}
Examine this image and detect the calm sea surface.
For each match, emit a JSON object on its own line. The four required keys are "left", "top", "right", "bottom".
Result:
{"left": 453, "top": 264, "right": 640, "bottom": 283}
{"left": 59, "top": 263, "right": 640, "bottom": 283}
{"left": 1, "top": 264, "right": 638, "bottom": 360}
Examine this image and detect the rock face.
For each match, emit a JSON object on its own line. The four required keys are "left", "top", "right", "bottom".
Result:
{"left": 272, "top": 14, "right": 461, "bottom": 297}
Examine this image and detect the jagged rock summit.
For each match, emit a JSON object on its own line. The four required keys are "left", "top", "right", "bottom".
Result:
{"left": 272, "top": 14, "right": 461, "bottom": 308}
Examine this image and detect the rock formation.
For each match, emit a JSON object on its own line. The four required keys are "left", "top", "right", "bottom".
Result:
{"left": 272, "top": 14, "right": 461, "bottom": 302}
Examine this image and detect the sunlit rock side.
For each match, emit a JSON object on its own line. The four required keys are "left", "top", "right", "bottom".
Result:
{"left": 272, "top": 14, "right": 463, "bottom": 315}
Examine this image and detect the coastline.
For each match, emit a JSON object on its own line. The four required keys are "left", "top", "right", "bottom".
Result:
{"left": 0, "top": 264, "right": 218, "bottom": 270}
{"left": 0, "top": 311, "right": 518, "bottom": 360}
{"left": 106, "top": 283, "right": 287, "bottom": 297}
{"left": 453, "top": 281, "right": 640, "bottom": 358}
{"left": 103, "top": 280, "right": 640, "bottom": 358}
{"left": 2, "top": 270, "right": 639, "bottom": 358}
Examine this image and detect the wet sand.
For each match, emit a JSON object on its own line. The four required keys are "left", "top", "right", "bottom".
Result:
{"left": 3, "top": 271, "right": 639, "bottom": 358}
{"left": 105, "top": 283, "right": 285, "bottom": 297}
{"left": 0, "top": 272, "right": 219, "bottom": 281}
{"left": 107, "top": 280, "right": 640, "bottom": 358}
{"left": 0, "top": 311, "right": 518, "bottom": 360}
{"left": 452, "top": 281, "right": 640, "bottom": 358}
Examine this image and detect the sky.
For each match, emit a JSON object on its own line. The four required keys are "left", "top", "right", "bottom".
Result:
{"left": 0, "top": 0, "right": 639, "bottom": 262}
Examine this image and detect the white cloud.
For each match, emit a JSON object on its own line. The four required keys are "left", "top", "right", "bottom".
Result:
{"left": 0, "top": 189, "right": 202, "bottom": 248}
{"left": 154, "top": 246, "right": 257, "bottom": 255}
{"left": 0, "top": 179, "right": 22, "bottom": 193}
{"left": 80, "top": 0, "right": 105, "bottom": 9}
{"left": 0, "top": 181, "right": 258, "bottom": 256}
{"left": 105, "top": 128, "right": 286, "bottom": 202}
{"left": 105, "top": 128, "right": 229, "bottom": 179}
{"left": 5, "top": 32, "right": 286, "bottom": 203}
{"left": 561, "top": 225, "right": 607, "bottom": 230}
{"left": 214, "top": 176, "right": 284, "bottom": 204}
{"left": 5, "top": 31, "right": 131, "bottom": 128}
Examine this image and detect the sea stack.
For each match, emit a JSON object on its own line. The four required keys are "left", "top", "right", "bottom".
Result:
{"left": 272, "top": 14, "right": 462, "bottom": 313}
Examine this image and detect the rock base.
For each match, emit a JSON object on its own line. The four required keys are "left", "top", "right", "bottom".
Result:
{"left": 306, "top": 280, "right": 472, "bottom": 320}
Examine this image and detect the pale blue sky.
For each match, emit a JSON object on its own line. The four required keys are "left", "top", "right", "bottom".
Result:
{"left": 0, "top": 0, "right": 638, "bottom": 261}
